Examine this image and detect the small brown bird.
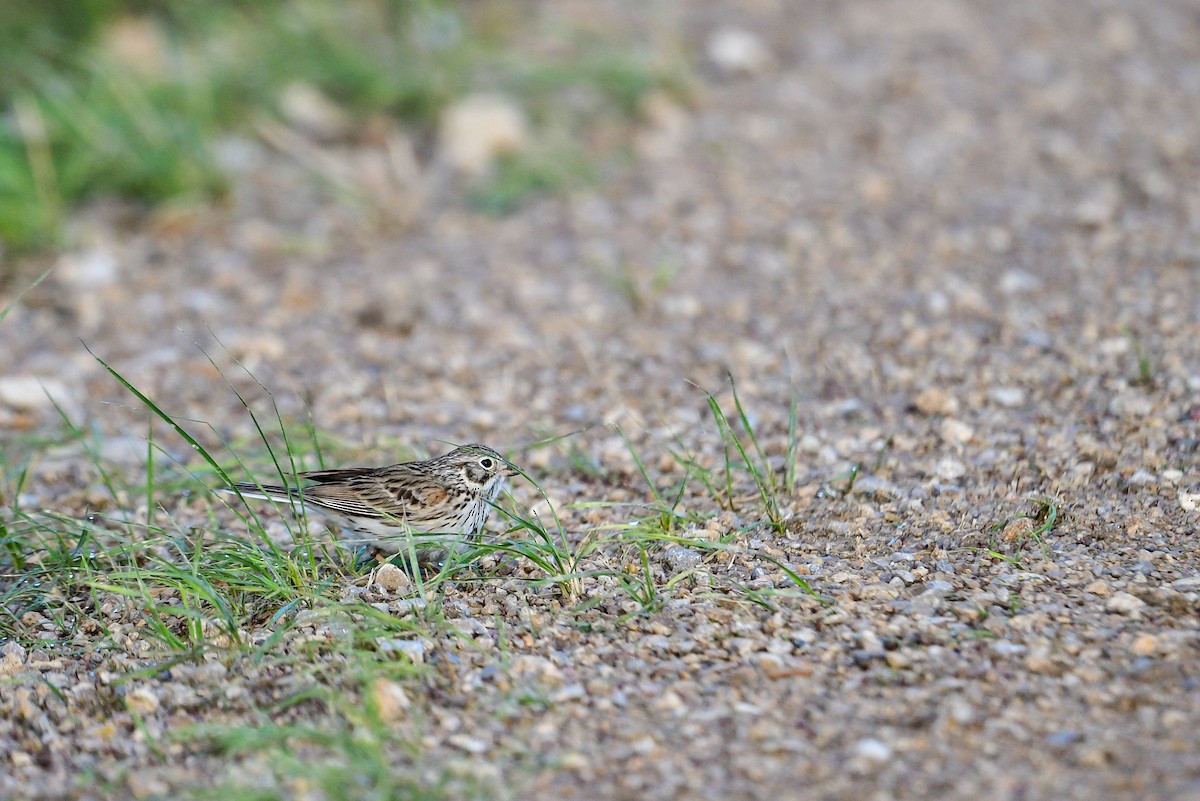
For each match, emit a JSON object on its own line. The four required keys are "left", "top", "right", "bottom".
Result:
{"left": 228, "top": 444, "right": 518, "bottom": 564}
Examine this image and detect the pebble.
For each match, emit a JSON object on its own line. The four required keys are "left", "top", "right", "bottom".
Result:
{"left": 124, "top": 686, "right": 160, "bottom": 715}
{"left": 940, "top": 418, "right": 974, "bottom": 445}
{"left": 1105, "top": 592, "right": 1147, "bottom": 616}
{"left": 1073, "top": 183, "right": 1121, "bottom": 226}
{"left": 440, "top": 93, "right": 528, "bottom": 174}
{"left": 934, "top": 457, "right": 967, "bottom": 481}
{"left": 1000, "top": 270, "right": 1040, "bottom": 294}
{"left": 377, "top": 638, "right": 426, "bottom": 662}
{"left": 373, "top": 563, "right": 411, "bottom": 593}
{"left": 1126, "top": 470, "right": 1156, "bottom": 487}
{"left": 1002, "top": 517, "right": 1037, "bottom": 542}
{"left": 988, "top": 387, "right": 1027, "bottom": 408}
{"left": 58, "top": 247, "right": 118, "bottom": 288}
{"left": 1045, "top": 730, "right": 1084, "bottom": 747}
{"left": 853, "top": 737, "right": 893, "bottom": 764}
{"left": 1129, "top": 634, "right": 1158, "bottom": 656}
{"left": 0, "top": 642, "right": 26, "bottom": 678}
{"left": 857, "top": 584, "right": 900, "bottom": 601}
{"left": 372, "top": 679, "right": 410, "bottom": 723}
{"left": 0, "top": 376, "right": 75, "bottom": 413}
{"left": 992, "top": 641, "right": 1027, "bottom": 657}
{"left": 914, "top": 386, "right": 959, "bottom": 416}
{"left": 664, "top": 545, "right": 703, "bottom": 573}
{"left": 706, "top": 28, "right": 771, "bottom": 75}
{"left": 278, "top": 82, "right": 351, "bottom": 141}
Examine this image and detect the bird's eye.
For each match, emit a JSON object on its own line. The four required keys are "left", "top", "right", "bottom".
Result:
{"left": 480, "top": 457, "right": 494, "bottom": 469}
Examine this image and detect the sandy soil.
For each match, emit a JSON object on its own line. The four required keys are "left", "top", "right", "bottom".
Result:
{"left": 2, "top": 1, "right": 1199, "bottom": 799}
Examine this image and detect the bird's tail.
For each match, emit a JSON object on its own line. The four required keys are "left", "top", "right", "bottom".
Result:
{"left": 223, "top": 482, "right": 297, "bottom": 503}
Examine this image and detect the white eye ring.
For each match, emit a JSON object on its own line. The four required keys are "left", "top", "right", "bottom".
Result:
{"left": 480, "top": 457, "right": 494, "bottom": 469}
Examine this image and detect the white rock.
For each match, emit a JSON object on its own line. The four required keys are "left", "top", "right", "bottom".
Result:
{"left": 278, "top": 82, "right": 351, "bottom": 140}
{"left": 0, "top": 376, "right": 75, "bottom": 414}
{"left": 124, "top": 686, "right": 160, "bottom": 715}
{"left": 940, "top": 418, "right": 974, "bottom": 445}
{"left": 914, "top": 386, "right": 958, "bottom": 416}
{"left": 1105, "top": 592, "right": 1147, "bottom": 615}
{"left": 377, "top": 638, "right": 425, "bottom": 662}
{"left": 58, "top": 248, "right": 118, "bottom": 289}
{"left": 0, "top": 642, "right": 26, "bottom": 678}
{"left": 664, "top": 545, "right": 703, "bottom": 573}
{"left": 1179, "top": 492, "right": 1199, "bottom": 512}
{"left": 1000, "top": 270, "right": 1039, "bottom": 294}
{"left": 1073, "top": 183, "right": 1120, "bottom": 226}
{"left": 373, "top": 563, "right": 410, "bottom": 593}
{"left": 988, "top": 387, "right": 1027, "bottom": 408}
{"left": 853, "top": 737, "right": 893, "bottom": 764}
{"left": 372, "top": 679, "right": 410, "bottom": 723}
{"left": 707, "top": 27, "right": 771, "bottom": 75}
{"left": 1126, "top": 469, "right": 1156, "bottom": 487}
{"left": 440, "top": 93, "right": 528, "bottom": 175}
{"left": 935, "top": 457, "right": 967, "bottom": 481}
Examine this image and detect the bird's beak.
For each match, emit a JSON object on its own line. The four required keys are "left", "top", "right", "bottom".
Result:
{"left": 503, "top": 465, "right": 521, "bottom": 478}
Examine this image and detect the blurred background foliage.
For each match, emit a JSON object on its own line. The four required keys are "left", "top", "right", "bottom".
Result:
{"left": 0, "top": 0, "right": 683, "bottom": 254}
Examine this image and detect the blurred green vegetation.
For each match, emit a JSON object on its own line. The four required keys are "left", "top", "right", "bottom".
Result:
{"left": 0, "top": 0, "right": 681, "bottom": 254}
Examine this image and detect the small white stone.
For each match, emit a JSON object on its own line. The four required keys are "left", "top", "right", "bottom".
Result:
{"left": 278, "top": 82, "right": 351, "bottom": 140}
{"left": 999, "top": 270, "right": 1039, "bottom": 294}
{"left": 935, "top": 457, "right": 967, "bottom": 481}
{"left": 124, "top": 686, "right": 160, "bottom": 715}
{"left": 0, "top": 376, "right": 75, "bottom": 413}
{"left": 1179, "top": 492, "right": 1199, "bottom": 512}
{"left": 988, "top": 387, "right": 1027, "bottom": 408}
{"left": 58, "top": 248, "right": 118, "bottom": 288}
{"left": 440, "top": 93, "right": 528, "bottom": 175}
{"left": 853, "top": 737, "right": 893, "bottom": 764}
{"left": 707, "top": 27, "right": 771, "bottom": 75}
{"left": 448, "top": 734, "right": 490, "bottom": 754}
{"left": 377, "top": 638, "right": 425, "bottom": 662}
{"left": 940, "top": 417, "right": 975, "bottom": 445}
{"left": 1073, "top": 183, "right": 1120, "bottom": 226}
{"left": 914, "top": 386, "right": 959, "bottom": 416}
{"left": 1126, "top": 469, "right": 1156, "bottom": 487}
{"left": 664, "top": 545, "right": 703, "bottom": 574}
{"left": 373, "top": 563, "right": 410, "bottom": 593}
{"left": 1106, "top": 592, "right": 1147, "bottom": 615}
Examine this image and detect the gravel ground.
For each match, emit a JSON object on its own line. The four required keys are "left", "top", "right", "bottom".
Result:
{"left": 3, "top": 1, "right": 1200, "bottom": 799}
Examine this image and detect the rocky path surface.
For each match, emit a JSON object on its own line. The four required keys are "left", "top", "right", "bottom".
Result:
{"left": 3, "top": 1, "right": 1199, "bottom": 799}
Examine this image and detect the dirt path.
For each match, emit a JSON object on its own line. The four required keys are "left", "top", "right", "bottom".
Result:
{"left": 3, "top": 2, "right": 1199, "bottom": 799}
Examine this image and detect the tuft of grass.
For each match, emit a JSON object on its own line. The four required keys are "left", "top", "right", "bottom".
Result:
{"left": 970, "top": 497, "right": 1060, "bottom": 568}
{"left": 469, "top": 145, "right": 595, "bottom": 216}
{"left": 605, "top": 259, "right": 679, "bottom": 313}
{"left": 1123, "top": 327, "right": 1156, "bottom": 387}
{"left": 699, "top": 376, "right": 787, "bottom": 534}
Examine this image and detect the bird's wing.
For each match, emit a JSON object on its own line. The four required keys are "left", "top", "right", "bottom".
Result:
{"left": 299, "top": 464, "right": 438, "bottom": 523}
